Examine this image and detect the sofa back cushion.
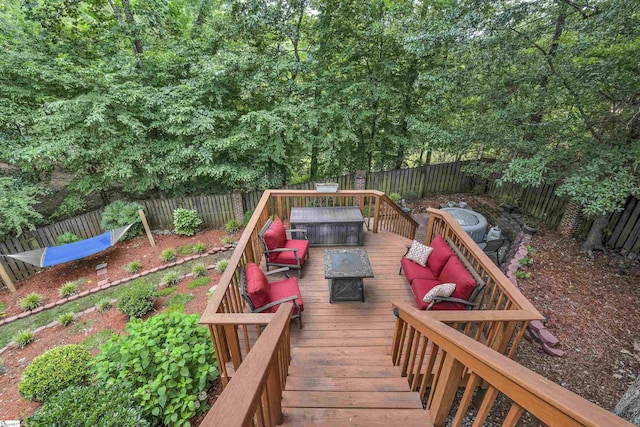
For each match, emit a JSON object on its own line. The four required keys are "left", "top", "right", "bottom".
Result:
{"left": 263, "top": 218, "right": 287, "bottom": 250}
{"left": 438, "top": 256, "right": 476, "bottom": 301}
{"left": 245, "top": 262, "right": 270, "bottom": 309}
{"left": 427, "top": 235, "right": 455, "bottom": 276}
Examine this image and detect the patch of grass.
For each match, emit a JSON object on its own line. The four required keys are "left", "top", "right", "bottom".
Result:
{"left": 160, "top": 248, "right": 177, "bottom": 262}
{"left": 187, "top": 277, "right": 211, "bottom": 289}
{"left": 20, "top": 293, "right": 44, "bottom": 311}
{"left": 215, "top": 259, "right": 229, "bottom": 273}
{"left": 0, "top": 302, "right": 6, "bottom": 317}
{"left": 59, "top": 281, "right": 79, "bottom": 297}
{"left": 0, "top": 254, "right": 222, "bottom": 348}
{"left": 124, "top": 260, "right": 142, "bottom": 274}
{"left": 193, "top": 242, "right": 207, "bottom": 254}
{"left": 163, "top": 293, "right": 195, "bottom": 308}
{"left": 221, "top": 236, "right": 233, "bottom": 245}
{"left": 157, "top": 287, "right": 177, "bottom": 297}
{"left": 162, "top": 271, "right": 181, "bottom": 286}
{"left": 14, "top": 329, "right": 35, "bottom": 348}
{"left": 71, "top": 319, "right": 95, "bottom": 333}
{"left": 191, "top": 262, "right": 207, "bottom": 278}
{"left": 96, "top": 298, "right": 113, "bottom": 312}
{"left": 176, "top": 244, "right": 198, "bottom": 255}
{"left": 81, "top": 329, "right": 115, "bottom": 351}
{"left": 58, "top": 312, "right": 75, "bottom": 326}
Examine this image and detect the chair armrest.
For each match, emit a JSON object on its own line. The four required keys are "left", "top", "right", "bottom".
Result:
{"left": 252, "top": 296, "right": 299, "bottom": 313}
{"left": 427, "top": 296, "right": 478, "bottom": 311}
{"left": 265, "top": 247, "right": 299, "bottom": 254}
{"left": 264, "top": 267, "right": 291, "bottom": 276}
{"left": 287, "top": 229, "right": 308, "bottom": 239}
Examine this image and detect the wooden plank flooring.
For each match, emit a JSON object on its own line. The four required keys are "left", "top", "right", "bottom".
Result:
{"left": 273, "top": 231, "right": 432, "bottom": 426}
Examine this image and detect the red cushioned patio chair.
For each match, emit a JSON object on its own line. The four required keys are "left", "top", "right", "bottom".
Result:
{"left": 240, "top": 262, "right": 303, "bottom": 328}
{"left": 258, "top": 217, "right": 310, "bottom": 277}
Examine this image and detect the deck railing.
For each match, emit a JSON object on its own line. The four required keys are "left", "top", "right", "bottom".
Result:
{"left": 200, "top": 189, "right": 419, "bottom": 385}
{"left": 391, "top": 303, "right": 634, "bottom": 427}
{"left": 200, "top": 304, "right": 293, "bottom": 427}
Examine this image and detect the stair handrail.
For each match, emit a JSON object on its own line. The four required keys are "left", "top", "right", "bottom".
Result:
{"left": 392, "top": 302, "right": 634, "bottom": 426}
{"left": 201, "top": 303, "right": 293, "bottom": 427}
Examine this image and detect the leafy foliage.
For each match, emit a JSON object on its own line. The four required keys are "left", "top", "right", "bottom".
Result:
{"left": 96, "top": 297, "right": 113, "bottom": 312}
{"left": 25, "top": 382, "right": 150, "bottom": 427}
{"left": 191, "top": 262, "right": 207, "bottom": 278}
{"left": 193, "top": 242, "right": 207, "bottom": 254}
{"left": 162, "top": 271, "right": 181, "bottom": 286}
{"left": 173, "top": 208, "right": 203, "bottom": 236}
{"left": 224, "top": 219, "right": 241, "bottom": 234}
{"left": 58, "top": 281, "right": 79, "bottom": 297}
{"left": 56, "top": 232, "right": 80, "bottom": 245}
{"left": 0, "top": 177, "right": 45, "bottom": 240}
{"left": 117, "top": 280, "right": 157, "bottom": 318}
{"left": 124, "top": 260, "right": 143, "bottom": 274}
{"left": 100, "top": 201, "right": 143, "bottom": 240}
{"left": 19, "top": 293, "right": 43, "bottom": 311}
{"left": 19, "top": 344, "right": 92, "bottom": 402}
{"left": 160, "top": 248, "right": 177, "bottom": 263}
{"left": 13, "top": 329, "right": 35, "bottom": 348}
{"left": 92, "top": 313, "right": 219, "bottom": 426}
{"left": 58, "top": 312, "right": 75, "bottom": 326}
{"left": 243, "top": 209, "right": 255, "bottom": 226}
{"left": 215, "top": 259, "right": 228, "bottom": 273}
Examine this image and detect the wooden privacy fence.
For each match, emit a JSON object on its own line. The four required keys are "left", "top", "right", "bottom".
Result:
{"left": 486, "top": 181, "right": 567, "bottom": 227}
{"left": 139, "top": 194, "right": 234, "bottom": 230}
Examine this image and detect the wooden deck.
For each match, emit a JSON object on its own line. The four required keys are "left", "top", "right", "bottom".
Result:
{"left": 272, "top": 231, "right": 430, "bottom": 426}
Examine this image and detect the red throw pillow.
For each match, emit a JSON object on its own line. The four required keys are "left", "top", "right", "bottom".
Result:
{"left": 426, "top": 235, "right": 455, "bottom": 277}
{"left": 263, "top": 218, "right": 287, "bottom": 250}
{"left": 438, "top": 256, "right": 476, "bottom": 301}
{"left": 245, "top": 263, "right": 270, "bottom": 309}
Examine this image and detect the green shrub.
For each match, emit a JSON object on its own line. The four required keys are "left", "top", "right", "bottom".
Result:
{"left": 14, "top": 329, "right": 35, "bottom": 348}
{"left": 56, "top": 232, "right": 80, "bottom": 245}
{"left": 19, "top": 344, "right": 92, "bottom": 402}
{"left": 192, "top": 262, "right": 208, "bottom": 278}
{"left": 389, "top": 193, "right": 402, "bottom": 205}
{"left": 402, "top": 190, "right": 418, "bottom": 201}
{"left": 173, "top": 208, "right": 203, "bottom": 236}
{"left": 51, "top": 194, "right": 88, "bottom": 221}
{"left": 92, "top": 312, "right": 219, "bottom": 426}
{"left": 515, "top": 271, "right": 532, "bottom": 279}
{"left": 187, "top": 277, "right": 211, "bottom": 289}
{"left": 224, "top": 219, "right": 241, "bottom": 234}
{"left": 117, "top": 280, "right": 157, "bottom": 318}
{"left": 160, "top": 248, "right": 176, "bottom": 262}
{"left": 158, "top": 287, "right": 177, "bottom": 297}
{"left": 124, "top": 260, "right": 143, "bottom": 274}
{"left": 96, "top": 297, "right": 113, "bottom": 312}
{"left": 100, "top": 201, "right": 144, "bottom": 240}
{"left": 162, "top": 271, "right": 181, "bottom": 286}
{"left": 243, "top": 209, "right": 255, "bottom": 226}
{"left": 194, "top": 242, "right": 207, "bottom": 254}
{"left": 19, "top": 293, "right": 43, "bottom": 311}
{"left": 58, "top": 312, "right": 75, "bottom": 326}
{"left": 215, "top": 259, "right": 229, "bottom": 273}
{"left": 25, "top": 382, "right": 149, "bottom": 427}
{"left": 58, "top": 281, "right": 79, "bottom": 297}
{"left": 221, "top": 236, "right": 233, "bottom": 245}
{"left": 518, "top": 255, "right": 533, "bottom": 266}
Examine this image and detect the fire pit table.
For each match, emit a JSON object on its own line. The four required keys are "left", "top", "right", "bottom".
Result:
{"left": 323, "top": 248, "right": 374, "bottom": 303}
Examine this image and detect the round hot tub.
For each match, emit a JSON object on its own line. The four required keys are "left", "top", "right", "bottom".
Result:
{"left": 441, "top": 208, "right": 488, "bottom": 243}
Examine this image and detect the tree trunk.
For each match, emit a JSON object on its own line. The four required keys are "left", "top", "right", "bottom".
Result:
{"left": 581, "top": 214, "right": 607, "bottom": 256}
{"left": 615, "top": 375, "right": 640, "bottom": 425}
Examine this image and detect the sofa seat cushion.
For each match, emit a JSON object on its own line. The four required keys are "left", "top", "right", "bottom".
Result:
{"left": 401, "top": 257, "right": 437, "bottom": 283}
{"left": 271, "top": 239, "right": 310, "bottom": 266}
{"left": 266, "top": 277, "right": 304, "bottom": 314}
{"left": 245, "top": 262, "right": 270, "bottom": 309}
{"left": 411, "top": 279, "right": 467, "bottom": 311}
{"left": 438, "top": 256, "right": 476, "bottom": 301}
{"left": 263, "top": 218, "right": 287, "bottom": 252}
{"left": 426, "top": 235, "right": 455, "bottom": 276}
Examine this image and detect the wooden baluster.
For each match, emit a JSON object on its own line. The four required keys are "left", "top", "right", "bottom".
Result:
{"left": 451, "top": 373, "right": 481, "bottom": 427}
{"left": 406, "top": 331, "right": 421, "bottom": 384}
{"left": 402, "top": 326, "right": 416, "bottom": 376}
{"left": 410, "top": 335, "right": 428, "bottom": 391}
{"left": 224, "top": 324, "right": 243, "bottom": 371}
{"left": 266, "top": 360, "right": 282, "bottom": 425}
{"left": 502, "top": 402, "right": 524, "bottom": 427}
{"left": 372, "top": 196, "right": 381, "bottom": 233}
{"left": 471, "top": 385, "right": 499, "bottom": 427}
{"left": 429, "top": 351, "right": 466, "bottom": 426}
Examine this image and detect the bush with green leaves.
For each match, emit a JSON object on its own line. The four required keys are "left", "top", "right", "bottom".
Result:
{"left": 243, "top": 209, "right": 255, "bottom": 226}
{"left": 14, "top": 329, "right": 34, "bottom": 348}
{"left": 56, "top": 232, "right": 80, "bottom": 245}
{"left": 19, "top": 293, "right": 43, "bottom": 311}
{"left": 25, "top": 382, "right": 149, "bottom": 427}
{"left": 221, "top": 236, "right": 233, "bottom": 245}
{"left": 192, "top": 262, "right": 207, "bottom": 278}
{"left": 100, "top": 201, "right": 144, "bottom": 240}
{"left": 194, "top": 242, "right": 207, "bottom": 254}
{"left": 92, "top": 312, "right": 219, "bottom": 426}
{"left": 224, "top": 219, "right": 241, "bottom": 233}
{"left": 117, "top": 280, "right": 157, "bottom": 318}
{"left": 96, "top": 297, "right": 113, "bottom": 312}
{"left": 58, "top": 312, "right": 75, "bottom": 326}
{"left": 19, "top": 344, "right": 92, "bottom": 402}
{"left": 215, "top": 259, "right": 228, "bottom": 273}
{"left": 58, "top": 281, "right": 79, "bottom": 297}
{"left": 160, "top": 248, "right": 177, "bottom": 262}
{"left": 124, "top": 260, "right": 143, "bottom": 273}
{"left": 388, "top": 193, "right": 402, "bottom": 205}
{"left": 162, "top": 271, "right": 181, "bottom": 286}
{"left": 173, "top": 208, "right": 203, "bottom": 236}
{"left": 51, "top": 194, "right": 88, "bottom": 221}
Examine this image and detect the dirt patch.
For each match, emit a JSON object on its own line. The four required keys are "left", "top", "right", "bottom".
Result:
{"left": 0, "top": 227, "right": 238, "bottom": 422}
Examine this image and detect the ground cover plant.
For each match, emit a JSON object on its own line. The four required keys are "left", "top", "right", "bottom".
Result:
{"left": 116, "top": 279, "right": 157, "bottom": 318}
{"left": 92, "top": 312, "right": 219, "bottom": 426}
{"left": 173, "top": 209, "right": 203, "bottom": 236}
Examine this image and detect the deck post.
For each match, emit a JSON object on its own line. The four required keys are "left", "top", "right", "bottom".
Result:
{"left": 0, "top": 262, "right": 16, "bottom": 293}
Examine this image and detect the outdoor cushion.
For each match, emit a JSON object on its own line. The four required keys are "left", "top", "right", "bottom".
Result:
{"left": 405, "top": 240, "right": 433, "bottom": 267}
{"left": 266, "top": 277, "right": 304, "bottom": 314}
{"left": 411, "top": 279, "right": 466, "bottom": 311}
{"left": 426, "top": 235, "right": 455, "bottom": 276}
{"left": 263, "top": 218, "right": 287, "bottom": 252}
{"left": 438, "top": 256, "right": 476, "bottom": 301}
{"left": 401, "top": 257, "right": 437, "bottom": 283}
{"left": 245, "top": 262, "right": 270, "bottom": 309}
{"left": 423, "top": 282, "right": 456, "bottom": 303}
{"left": 271, "top": 239, "right": 309, "bottom": 266}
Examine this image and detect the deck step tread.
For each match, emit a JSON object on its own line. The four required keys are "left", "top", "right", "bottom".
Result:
{"left": 285, "top": 377, "right": 411, "bottom": 392}
{"left": 282, "top": 390, "right": 423, "bottom": 409}
{"left": 280, "top": 408, "right": 430, "bottom": 426}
